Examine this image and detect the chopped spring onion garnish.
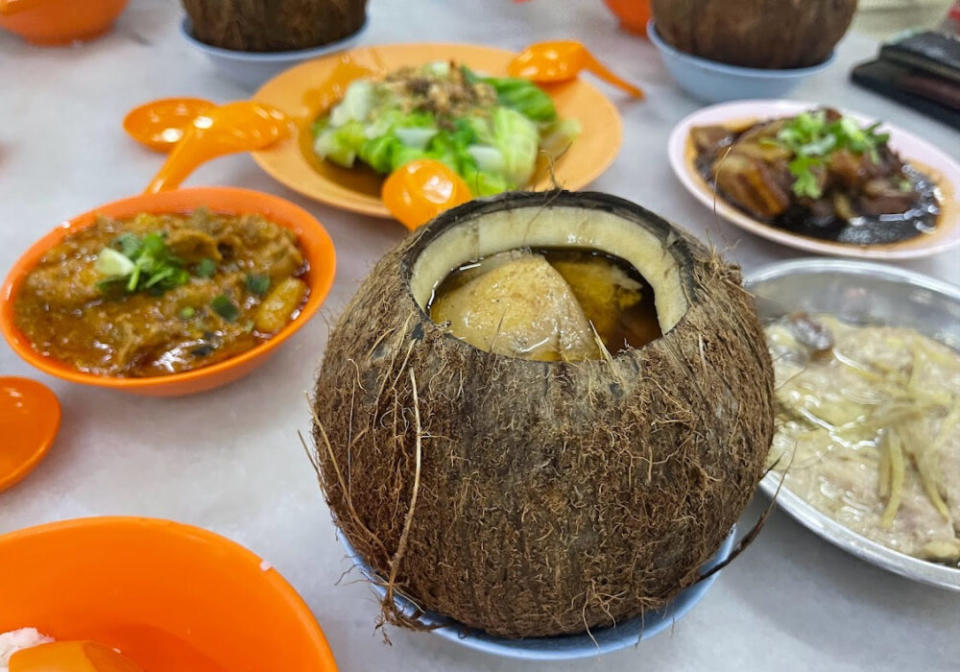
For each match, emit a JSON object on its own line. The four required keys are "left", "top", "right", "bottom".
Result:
{"left": 771, "top": 111, "right": 891, "bottom": 200}
{"left": 95, "top": 232, "right": 189, "bottom": 295}
{"left": 211, "top": 294, "right": 239, "bottom": 322}
{"left": 195, "top": 257, "right": 217, "bottom": 278}
{"left": 245, "top": 273, "right": 271, "bottom": 296}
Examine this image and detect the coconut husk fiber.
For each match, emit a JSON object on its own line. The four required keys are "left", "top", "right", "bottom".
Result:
{"left": 652, "top": 0, "right": 857, "bottom": 69}
{"left": 311, "top": 191, "right": 775, "bottom": 638}
{"left": 182, "top": 0, "right": 366, "bottom": 52}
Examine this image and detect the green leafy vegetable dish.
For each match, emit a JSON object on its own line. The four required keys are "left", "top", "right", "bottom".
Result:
{"left": 312, "top": 60, "right": 581, "bottom": 195}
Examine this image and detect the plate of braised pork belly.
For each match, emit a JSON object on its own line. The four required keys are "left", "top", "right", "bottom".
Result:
{"left": 668, "top": 99, "right": 960, "bottom": 259}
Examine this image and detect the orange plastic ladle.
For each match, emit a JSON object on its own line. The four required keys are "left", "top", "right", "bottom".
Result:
{"left": 382, "top": 159, "right": 472, "bottom": 231}
{"left": 9, "top": 641, "right": 142, "bottom": 672}
{"left": 143, "top": 101, "right": 290, "bottom": 194}
{"left": 508, "top": 40, "right": 644, "bottom": 98}
{"left": 123, "top": 97, "right": 215, "bottom": 152}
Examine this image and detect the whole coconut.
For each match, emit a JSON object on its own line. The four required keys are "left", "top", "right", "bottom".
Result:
{"left": 182, "top": 0, "right": 367, "bottom": 52}
{"left": 652, "top": 0, "right": 857, "bottom": 69}
{"left": 312, "top": 191, "right": 774, "bottom": 638}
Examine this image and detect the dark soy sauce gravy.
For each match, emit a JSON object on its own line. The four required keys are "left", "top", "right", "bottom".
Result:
{"left": 696, "top": 154, "right": 941, "bottom": 246}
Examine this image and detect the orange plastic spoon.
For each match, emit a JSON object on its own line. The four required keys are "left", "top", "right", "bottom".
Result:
{"left": 10, "top": 641, "right": 142, "bottom": 672}
{"left": 123, "top": 97, "right": 215, "bottom": 152}
{"left": 144, "top": 101, "right": 290, "bottom": 194}
{"left": 382, "top": 159, "right": 472, "bottom": 231}
{"left": 508, "top": 40, "right": 644, "bottom": 98}
{"left": 0, "top": 376, "right": 60, "bottom": 493}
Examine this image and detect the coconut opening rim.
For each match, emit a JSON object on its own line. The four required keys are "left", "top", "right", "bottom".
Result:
{"left": 402, "top": 191, "right": 696, "bottom": 361}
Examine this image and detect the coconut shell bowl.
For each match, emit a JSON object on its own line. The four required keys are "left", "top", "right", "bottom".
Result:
{"left": 180, "top": 0, "right": 367, "bottom": 90}
{"left": 310, "top": 191, "right": 774, "bottom": 658}
{"left": 0, "top": 517, "right": 338, "bottom": 671}
{"left": 647, "top": 0, "right": 855, "bottom": 102}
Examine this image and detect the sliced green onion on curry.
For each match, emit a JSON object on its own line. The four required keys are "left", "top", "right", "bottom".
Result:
{"left": 245, "top": 273, "right": 270, "bottom": 296}
{"left": 195, "top": 257, "right": 217, "bottom": 278}
{"left": 13, "top": 210, "right": 311, "bottom": 377}
{"left": 211, "top": 294, "right": 240, "bottom": 322}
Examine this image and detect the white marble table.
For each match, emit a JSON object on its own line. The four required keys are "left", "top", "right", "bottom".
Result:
{"left": 2, "top": 1, "right": 958, "bottom": 670}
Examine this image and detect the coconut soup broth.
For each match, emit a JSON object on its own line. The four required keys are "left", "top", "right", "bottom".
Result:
{"left": 427, "top": 248, "right": 662, "bottom": 361}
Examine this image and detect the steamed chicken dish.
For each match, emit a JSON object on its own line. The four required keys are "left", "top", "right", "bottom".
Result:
{"left": 428, "top": 248, "right": 661, "bottom": 361}
{"left": 13, "top": 210, "right": 309, "bottom": 377}
{"left": 313, "top": 61, "right": 580, "bottom": 195}
{"left": 767, "top": 314, "right": 960, "bottom": 565}
{"left": 692, "top": 108, "right": 941, "bottom": 244}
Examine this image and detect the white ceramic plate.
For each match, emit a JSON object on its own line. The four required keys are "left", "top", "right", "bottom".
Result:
{"left": 668, "top": 99, "right": 960, "bottom": 259}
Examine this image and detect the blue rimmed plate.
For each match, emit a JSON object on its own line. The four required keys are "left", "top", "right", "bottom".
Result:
{"left": 338, "top": 526, "right": 736, "bottom": 660}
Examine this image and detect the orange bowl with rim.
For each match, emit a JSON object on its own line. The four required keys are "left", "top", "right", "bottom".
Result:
{"left": 0, "top": 516, "right": 338, "bottom": 671}
{"left": 0, "top": 0, "right": 129, "bottom": 45}
{"left": 0, "top": 187, "right": 336, "bottom": 397}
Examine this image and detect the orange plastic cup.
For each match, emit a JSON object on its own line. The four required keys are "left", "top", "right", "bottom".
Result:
{"left": 0, "top": 517, "right": 338, "bottom": 672}
{"left": 602, "top": 0, "right": 651, "bottom": 35}
{"left": 0, "top": 0, "right": 129, "bottom": 46}
{"left": 0, "top": 187, "right": 336, "bottom": 396}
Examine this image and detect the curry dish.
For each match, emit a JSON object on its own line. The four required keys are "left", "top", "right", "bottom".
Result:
{"left": 13, "top": 210, "right": 309, "bottom": 377}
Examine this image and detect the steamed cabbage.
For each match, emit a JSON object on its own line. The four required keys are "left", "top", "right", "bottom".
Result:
{"left": 312, "top": 61, "right": 581, "bottom": 196}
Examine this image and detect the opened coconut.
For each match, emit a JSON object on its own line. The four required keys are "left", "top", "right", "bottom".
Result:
{"left": 182, "top": 0, "right": 367, "bottom": 52}
{"left": 312, "top": 191, "right": 774, "bottom": 638}
{"left": 652, "top": 0, "right": 857, "bottom": 69}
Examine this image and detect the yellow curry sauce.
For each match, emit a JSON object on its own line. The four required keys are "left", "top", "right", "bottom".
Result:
{"left": 13, "top": 210, "right": 309, "bottom": 377}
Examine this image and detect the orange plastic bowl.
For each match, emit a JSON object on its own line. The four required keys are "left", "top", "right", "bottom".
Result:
{"left": 0, "top": 517, "right": 338, "bottom": 671}
{"left": 0, "top": 187, "right": 336, "bottom": 397}
{"left": 0, "top": 0, "right": 129, "bottom": 46}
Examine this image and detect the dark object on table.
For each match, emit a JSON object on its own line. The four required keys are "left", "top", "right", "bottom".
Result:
{"left": 181, "top": 0, "right": 367, "bottom": 52}
{"left": 881, "top": 31, "right": 960, "bottom": 84}
{"left": 651, "top": 0, "right": 857, "bottom": 69}
{"left": 851, "top": 31, "right": 960, "bottom": 131}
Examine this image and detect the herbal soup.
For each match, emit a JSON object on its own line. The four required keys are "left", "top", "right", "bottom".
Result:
{"left": 427, "top": 248, "right": 661, "bottom": 361}
{"left": 13, "top": 210, "right": 309, "bottom": 377}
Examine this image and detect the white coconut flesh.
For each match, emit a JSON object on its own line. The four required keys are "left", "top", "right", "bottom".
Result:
{"left": 410, "top": 206, "right": 688, "bottom": 359}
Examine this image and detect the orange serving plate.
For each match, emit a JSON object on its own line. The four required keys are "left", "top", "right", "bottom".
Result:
{"left": 251, "top": 42, "right": 624, "bottom": 219}
{"left": 0, "top": 517, "right": 338, "bottom": 672}
{"left": 0, "top": 187, "right": 336, "bottom": 396}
